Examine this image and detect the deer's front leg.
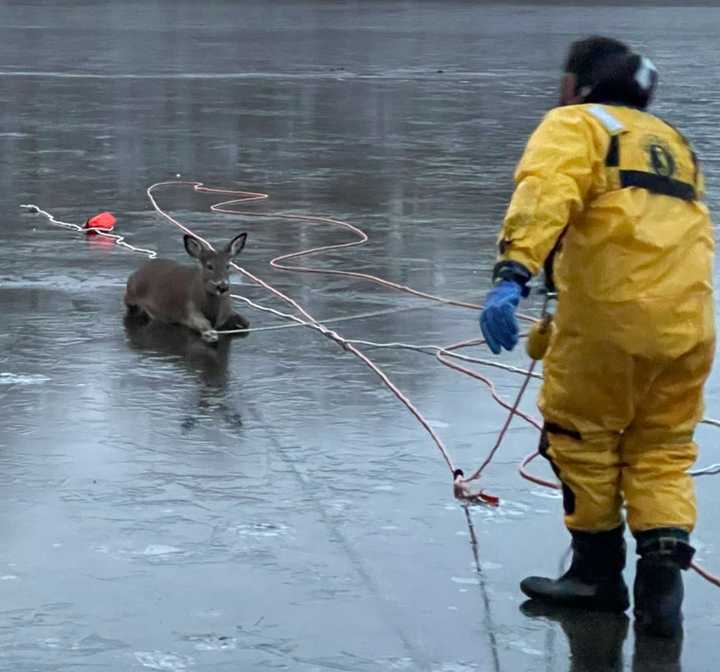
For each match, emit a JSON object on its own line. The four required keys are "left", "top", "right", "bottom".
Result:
{"left": 184, "top": 310, "right": 218, "bottom": 343}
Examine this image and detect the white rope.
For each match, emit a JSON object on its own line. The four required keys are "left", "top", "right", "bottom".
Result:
{"left": 691, "top": 463, "right": 720, "bottom": 477}
{"left": 216, "top": 304, "right": 435, "bottom": 334}
{"left": 21, "top": 204, "right": 158, "bottom": 259}
{"left": 343, "top": 338, "right": 544, "bottom": 379}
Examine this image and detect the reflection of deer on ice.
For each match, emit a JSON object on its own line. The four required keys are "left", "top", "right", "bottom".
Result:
{"left": 123, "top": 314, "right": 245, "bottom": 434}
{"left": 124, "top": 233, "right": 249, "bottom": 342}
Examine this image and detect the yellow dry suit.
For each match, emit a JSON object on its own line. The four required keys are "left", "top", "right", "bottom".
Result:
{"left": 498, "top": 103, "right": 715, "bottom": 533}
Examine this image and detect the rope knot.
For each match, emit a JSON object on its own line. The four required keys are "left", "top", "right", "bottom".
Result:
{"left": 321, "top": 327, "right": 350, "bottom": 351}
{"left": 453, "top": 469, "right": 499, "bottom": 507}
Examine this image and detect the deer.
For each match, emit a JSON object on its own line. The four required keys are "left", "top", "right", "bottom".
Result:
{"left": 124, "top": 233, "right": 249, "bottom": 343}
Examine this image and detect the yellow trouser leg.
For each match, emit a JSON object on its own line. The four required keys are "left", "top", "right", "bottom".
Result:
{"left": 543, "top": 428, "right": 624, "bottom": 532}
{"left": 621, "top": 342, "right": 713, "bottom": 533}
{"left": 539, "top": 295, "right": 714, "bottom": 535}
{"left": 622, "top": 435, "right": 697, "bottom": 533}
{"left": 539, "top": 316, "right": 633, "bottom": 532}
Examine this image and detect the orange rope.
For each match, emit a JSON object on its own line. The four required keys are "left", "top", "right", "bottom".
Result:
{"left": 146, "top": 182, "right": 460, "bottom": 477}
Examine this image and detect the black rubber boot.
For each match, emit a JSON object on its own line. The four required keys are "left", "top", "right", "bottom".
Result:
{"left": 633, "top": 528, "right": 694, "bottom": 639}
{"left": 520, "top": 526, "right": 630, "bottom": 612}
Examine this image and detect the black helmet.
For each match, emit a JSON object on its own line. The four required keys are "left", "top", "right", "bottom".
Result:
{"left": 565, "top": 36, "right": 658, "bottom": 109}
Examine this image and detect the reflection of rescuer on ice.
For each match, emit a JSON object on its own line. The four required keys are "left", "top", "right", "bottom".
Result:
{"left": 479, "top": 36, "right": 716, "bottom": 638}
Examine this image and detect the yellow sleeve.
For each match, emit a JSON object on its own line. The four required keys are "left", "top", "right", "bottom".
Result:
{"left": 498, "top": 106, "right": 605, "bottom": 276}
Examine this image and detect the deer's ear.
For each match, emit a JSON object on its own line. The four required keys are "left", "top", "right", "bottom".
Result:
{"left": 227, "top": 233, "right": 247, "bottom": 258}
{"left": 184, "top": 235, "right": 206, "bottom": 260}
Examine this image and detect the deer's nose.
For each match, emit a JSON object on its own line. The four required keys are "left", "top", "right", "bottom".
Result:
{"left": 216, "top": 280, "right": 230, "bottom": 294}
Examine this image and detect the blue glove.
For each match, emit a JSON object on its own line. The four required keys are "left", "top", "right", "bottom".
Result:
{"left": 479, "top": 280, "right": 522, "bottom": 354}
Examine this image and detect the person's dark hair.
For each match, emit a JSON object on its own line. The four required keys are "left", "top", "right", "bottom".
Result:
{"left": 565, "top": 36, "right": 657, "bottom": 109}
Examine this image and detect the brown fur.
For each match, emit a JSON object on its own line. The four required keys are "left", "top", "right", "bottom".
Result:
{"left": 124, "top": 233, "right": 248, "bottom": 342}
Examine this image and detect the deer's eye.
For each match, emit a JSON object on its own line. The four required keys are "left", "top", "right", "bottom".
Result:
{"left": 206, "top": 262, "right": 214, "bottom": 271}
